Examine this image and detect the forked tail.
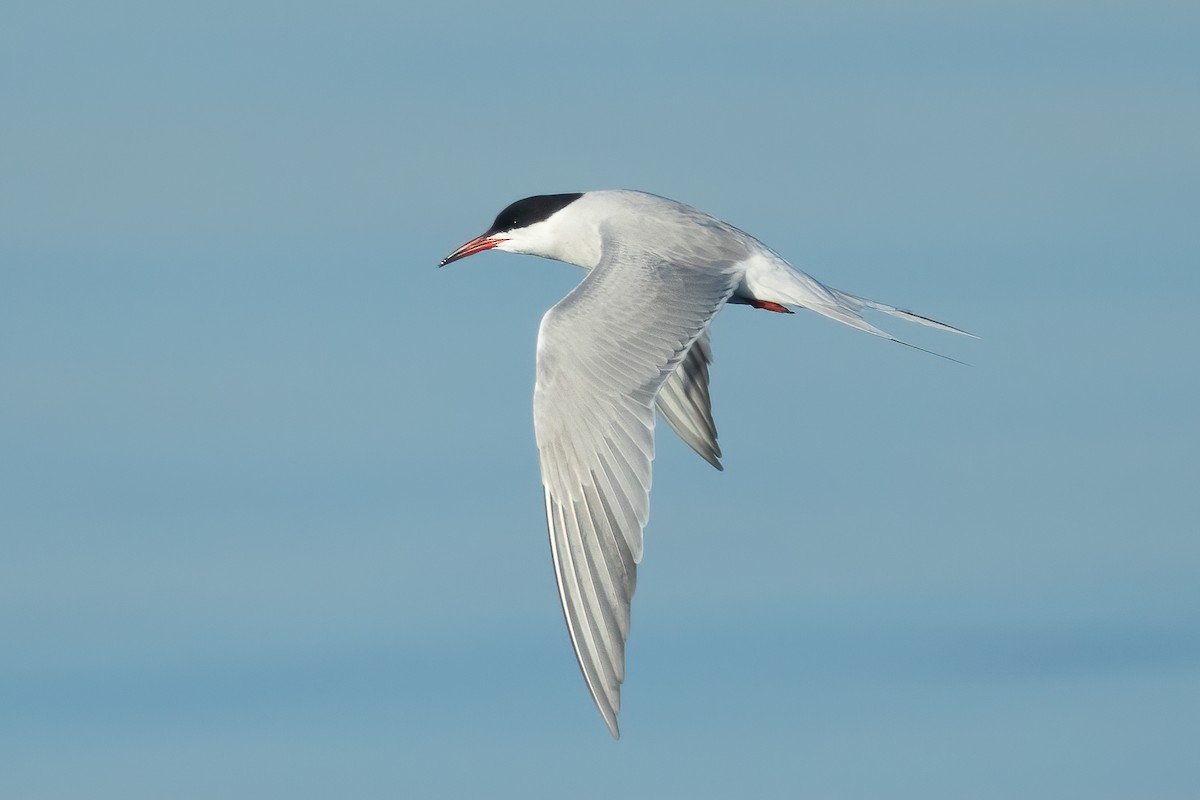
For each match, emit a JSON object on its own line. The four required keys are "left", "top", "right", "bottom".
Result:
{"left": 825, "top": 288, "right": 977, "bottom": 363}
{"left": 761, "top": 266, "right": 977, "bottom": 362}
{"left": 833, "top": 289, "right": 974, "bottom": 336}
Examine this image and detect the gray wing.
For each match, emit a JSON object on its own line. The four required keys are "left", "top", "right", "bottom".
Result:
{"left": 534, "top": 238, "right": 740, "bottom": 737}
{"left": 655, "top": 330, "right": 722, "bottom": 470}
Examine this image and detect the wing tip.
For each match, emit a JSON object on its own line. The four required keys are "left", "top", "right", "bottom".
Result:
{"left": 606, "top": 715, "right": 621, "bottom": 739}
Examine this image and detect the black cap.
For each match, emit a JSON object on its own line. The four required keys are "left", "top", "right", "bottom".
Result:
{"left": 485, "top": 193, "right": 583, "bottom": 235}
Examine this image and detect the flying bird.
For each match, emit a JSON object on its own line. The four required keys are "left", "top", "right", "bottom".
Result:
{"left": 440, "top": 190, "right": 972, "bottom": 738}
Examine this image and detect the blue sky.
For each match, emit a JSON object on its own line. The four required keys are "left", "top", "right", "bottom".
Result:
{"left": 3, "top": 1, "right": 1198, "bottom": 797}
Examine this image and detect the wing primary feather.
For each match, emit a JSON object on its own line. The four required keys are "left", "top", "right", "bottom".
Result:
{"left": 566, "top": 495, "right": 626, "bottom": 676}
{"left": 546, "top": 489, "right": 621, "bottom": 737}
{"left": 655, "top": 332, "right": 723, "bottom": 468}
{"left": 580, "top": 480, "right": 634, "bottom": 637}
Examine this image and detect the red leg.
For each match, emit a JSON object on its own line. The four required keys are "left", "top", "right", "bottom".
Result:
{"left": 747, "top": 299, "right": 794, "bottom": 314}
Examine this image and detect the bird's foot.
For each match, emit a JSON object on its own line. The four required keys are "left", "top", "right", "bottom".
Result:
{"left": 747, "top": 299, "right": 794, "bottom": 314}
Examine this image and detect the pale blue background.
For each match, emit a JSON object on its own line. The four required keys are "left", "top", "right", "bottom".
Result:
{"left": 3, "top": 1, "right": 1198, "bottom": 798}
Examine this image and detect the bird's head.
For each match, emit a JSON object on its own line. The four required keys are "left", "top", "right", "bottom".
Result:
{"left": 439, "top": 192, "right": 602, "bottom": 269}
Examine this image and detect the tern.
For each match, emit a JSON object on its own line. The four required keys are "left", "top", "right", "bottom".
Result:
{"left": 440, "top": 190, "right": 972, "bottom": 738}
